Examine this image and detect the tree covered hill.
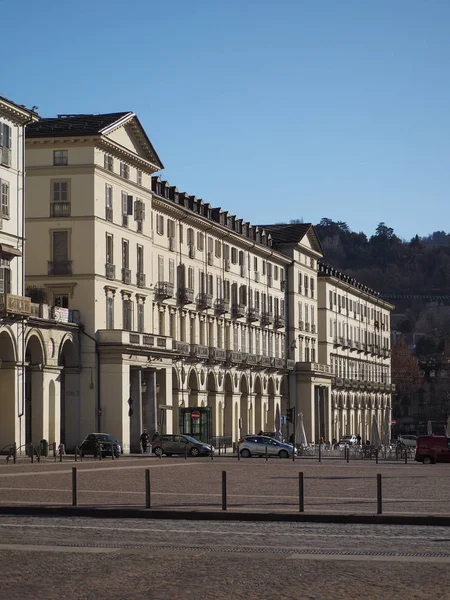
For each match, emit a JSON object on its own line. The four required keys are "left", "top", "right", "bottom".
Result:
{"left": 312, "top": 219, "right": 450, "bottom": 299}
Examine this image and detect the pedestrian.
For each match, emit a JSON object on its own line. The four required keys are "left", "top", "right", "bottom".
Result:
{"left": 258, "top": 430, "right": 264, "bottom": 436}
{"left": 356, "top": 434, "right": 362, "bottom": 446}
{"left": 152, "top": 431, "right": 160, "bottom": 443}
{"left": 140, "top": 429, "right": 149, "bottom": 454}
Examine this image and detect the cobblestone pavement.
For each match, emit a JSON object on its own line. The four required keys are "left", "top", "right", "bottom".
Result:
{"left": 1, "top": 516, "right": 450, "bottom": 599}
{"left": 0, "top": 455, "right": 449, "bottom": 515}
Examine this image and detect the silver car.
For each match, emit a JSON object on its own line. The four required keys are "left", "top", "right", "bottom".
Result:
{"left": 239, "top": 435, "right": 295, "bottom": 458}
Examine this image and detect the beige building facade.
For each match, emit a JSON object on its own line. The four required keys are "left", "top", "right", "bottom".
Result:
{"left": 23, "top": 110, "right": 394, "bottom": 452}
{"left": 0, "top": 96, "right": 80, "bottom": 455}
{"left": 318, "top": 263, "right": 395, "bottom": 443}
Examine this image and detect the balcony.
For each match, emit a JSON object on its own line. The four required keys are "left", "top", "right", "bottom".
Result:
{"left": 136, "top": 272, "right": 146, "bottom": 288}
{"left": 190, "top": 344, "right": 209, "bottom": 359}
{"left": 121, "top": 268, "right": 131, "bottom": 284}
{"left": 286, "top": 359, "right": 295, "bottom": 370}
{"left": 273, "top": 357, "right": 284, "bottom": 369}
{"left": 246, "top": 353, "right": 260, "bottom": 366}
{"left": 174, "top": 340, "right": 190, "bottom": 355}
{"left": 154, "top": 282, "right": 174, "bottom": 300}
{"left": 48, "top": 261, "right": 72, "bottom": 276}
{"left": 232, "top": 303, "right": 246, "bottom": 318}
{"left": 50, "top": 202, "right": 71, "bottom": 217}
{"left": 196, "top": 292, "right": 212, "bottom": 310}
{"left": 226, "top": 350, "right": 243, "bottom": 364}
{"left": 214, "top": 298, "right": 230, "bottom": 315}
{"left": 178, "top": 287, "right": 195, "bottom": 305}
{"left": 298, "top": 320, "right": 304, "bottom": 331}
{"left": 274, "top": 315, "right": 285, "bottom": 329}
{"left": 260, "top": 356, "right": 272, "bottom": 368}
{"left": 30, "top": 302, "right": 80, "bottom": 324}
{"left": 247, "top": 307, "right": 260, "bottom": 322}
{"left": 105, "top": 263, "right": 115, "bottom": 280}
{"left": 297, "top": 362, "right": 334, "bottom": 376}
{"left": 310, "top": 324, "right": 316, "bottom": 334}
{"left": 260, "top": 312, "right": 273, "bottom": 327}
{"left": 209, "top": 347, "right": 227, "bottom": 362}
{"left": 0, "top": 293, "right": 31, "bottom": 316}
{"left": 304, "top": 322, "right": 310, "bottom": 332}
{"left": 97, "top": 330, "right": 172, "bottom": 351}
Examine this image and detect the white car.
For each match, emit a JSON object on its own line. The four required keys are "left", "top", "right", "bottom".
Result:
{"left": 398, "top": 435, "right": 417, "bottom": 448}
{"left": 339, "top": 435, "right": 358, "bottom": 447}
{"left": 239, "top": 435, "right": 296, "bottom": 458}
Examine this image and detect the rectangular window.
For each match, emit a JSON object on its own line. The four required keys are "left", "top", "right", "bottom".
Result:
{"left": 105, "top": 184, "right": 113, "bottom": 221}
{"left": 123, "top": 299, "right": 133, "bottom": 330}
{"left": 179, "top": 224, "right": 184, "bottom": 243}
{"left": 0, "top": 180, "right": 9, "bottom": 217}
{"left": 137, "top": 303, "right": 144, "bottom": 332}
{"left": 52, "top": 180, "right": 69, "bottom": 203}
{"left": 137, "top": 169, "right": 142, "bottom": 185}
{"left": 0, "top": 258, "right": 11, "bottom": 293}
{"left": 52, "top": 230, "right": 69, "bottom": 262}
{"left": 134, "top": 199, "right": 145, "bottom": 223}
{"left": 158, "top": 255, "right": 164, "bottom": 281}
{"left": 106, "top": 296, "right": 114, "bottom": 329}
{"left": 188, "top": 267, "right": 194, "bottom": 289}
{"left": 197, "top": 231, "right": 204, "bottom": 251}
{"left": 217, "top": 276, "right": 222, "bottom": 299}
{"left": 262, "top": 260, "right": 266, "bottom": 276}
{"left": 274, "top": 266, "right": 278, "bottom": 280}
{"left": 298, "top": 272, "right": 302, "bottom": 294}
{"left": 122, "top": 240, "right": 129, "bottom": 269}
{"left": 304, "top": 274, "right": 309, "bottom": 294}
{"left": 0, "top": 123, "right": 11, "bottom": 149}
{"left": 104, "top": 154, "right": 114, "bottom": 171}
{"left": 167, "top": 219, "right": 175, "bottom": 239}
{"left": 215, "top": 240, "right": 221, "bottom": 258}
{"left": 137, "top": 244, "right": 143, "bottom": 274}
{"left": 187, "top": 228, "right": 194, "bottom": 246}
{"left": 169, "top": 258, "right": 175, "bottom": 285}
{"left": 106, "top": 234, "right": 114, "bottom": 264}
{"left": 53, "top": 150, "right": 68, "bottom": 166}
{"left": 231, "top": 247, "right": 237, "bottom": 264}
{"left": 120, "top": 162, "right": 130, "bottom": 179}
{"left": 310, "top": 277, "right": 315, "bottom": 298}
{"left": 156, "top": 214, "right": 164, "bottom": 235}
{"left": 254, "top": 256, "right": 258, "bottom": 271}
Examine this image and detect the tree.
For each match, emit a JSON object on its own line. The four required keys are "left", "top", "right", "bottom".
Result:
{"left": 391, "top": 338, "right": 424, "bottom": 418}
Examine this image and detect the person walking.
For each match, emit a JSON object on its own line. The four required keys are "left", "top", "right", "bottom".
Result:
{"left": 140, "top": 429, "right": 149, "bottom": 454}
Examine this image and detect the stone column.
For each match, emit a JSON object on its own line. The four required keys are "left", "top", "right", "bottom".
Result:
{"left": 100, "top": 360, "right": 130, "bottom": 453}
{"left": 30, "top": 367, "right": 44, "bottom": 446}
{"left": 143, "top": 369, "right": 158, "bottom": 439}
{"left": 129, "top": 368, "right": 142, "bottom": 453}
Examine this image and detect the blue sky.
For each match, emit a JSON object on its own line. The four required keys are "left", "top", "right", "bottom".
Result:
{"left": 5, "top": 0, "right": 450, "bottom": 240}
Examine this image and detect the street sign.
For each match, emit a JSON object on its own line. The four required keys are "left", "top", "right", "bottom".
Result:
{"left": 191, "top": 410, "right": 200, "bottom": 421}
{"left": 159, "top": 405, "right": 174, "bottom": 410}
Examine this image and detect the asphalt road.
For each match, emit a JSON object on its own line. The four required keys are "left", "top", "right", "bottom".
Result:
{"left": 1, "top": 516, "right": 450, "bottom": 600}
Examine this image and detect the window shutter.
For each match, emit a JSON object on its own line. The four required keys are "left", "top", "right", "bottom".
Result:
{"left": 134, "top": 200, "right": 139, "bottom": 221}
{"left": 53, "top": 231, "right": 68, "bottom": 262}
{"left": 141, "top": 202, "right": 145, "bottom": 221}
{"left": 122, "top": 193, "right": 128, "bottom": 215}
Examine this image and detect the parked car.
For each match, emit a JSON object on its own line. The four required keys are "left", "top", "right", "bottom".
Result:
{"left": 398, "top": 435, "right": 418, "bottom": 448}
{"left": 239, "top": 435, "right": 296, "bottom": 458}
{"left": 151, "top": 434, "right": 213, "bottom": 457}
{"left": 415, "top": 435, "right": 450, "bottom": 464}
{"left": 80, "top": 433, "right": 121, "bottom": 458}
{"left": 339, "top": 435, "right": 358, "bottom": 447}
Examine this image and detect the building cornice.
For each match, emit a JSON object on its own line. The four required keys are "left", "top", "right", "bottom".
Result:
{"left": 0, "top": 98, "right": 39, "bottom": 125}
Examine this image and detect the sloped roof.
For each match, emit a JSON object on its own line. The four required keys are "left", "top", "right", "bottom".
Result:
{"left": 26, "top": 112, "right": 132, "bottom": 138}
{"left": 258, "top": 223, "right": 323, "bottom": 255}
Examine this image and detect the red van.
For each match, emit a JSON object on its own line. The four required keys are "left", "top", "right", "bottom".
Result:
{"left": 415, "top": 436, "right": 450, "bottom": 464}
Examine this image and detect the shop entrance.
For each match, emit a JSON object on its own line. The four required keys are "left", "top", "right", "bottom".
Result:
{"left": 179, "top": 407, "right": 212, "bottom": 444}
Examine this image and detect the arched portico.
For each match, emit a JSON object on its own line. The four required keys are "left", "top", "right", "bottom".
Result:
{"left": 0, "top": 329, "right": 18, "bottom": 451}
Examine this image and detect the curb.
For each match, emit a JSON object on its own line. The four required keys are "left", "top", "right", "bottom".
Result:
{"left": 0, "top": 505, "right": 450, "bottom": 526}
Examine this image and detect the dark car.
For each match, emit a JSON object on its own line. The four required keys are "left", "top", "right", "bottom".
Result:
{"left": 80, "top": 433, "right": 121, "bottom": 458}
{"left": 151, "top": 434, "right": 213, "bottom": 457}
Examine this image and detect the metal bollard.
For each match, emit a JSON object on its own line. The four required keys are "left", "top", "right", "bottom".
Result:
{"left": 346, "top": 446, "right": 350, "bottom": 463}
{"left": 52, "top": 442, "right": 57, "bottom": 458}
{"left": 36, "top": 446, "right": 41, "bottom": 463}
{"left": 75, "top": 447, "right": 78, "bottom": 462}
{"left": 72, "top": 467, "right": 77, "bottom": 506}
{"left": 59, "top": 444, "right": 64, "bottom": 462}
{"left": 265, "top": 446, "right": 268, "bottom": 461}
{"left": 185, "top": 444, "right": 187, "bottom": 460}
{"left": 211, "top": 447, "right": 214, "bottom": 461}
{"left": 377, "top": 473, "right": 382, "bottom": 514}
{"left": 145, "top": 469, "right": 151, "bottom": 509}
{"left": 30, "top": 446, "right": 34, "bottom": 463}
{"left": 405, "top": 450, "right": 408, "bottom": 464}
{"left": 13, "top": 443, "right": 17, "bottom": 464}
{"left": 222, "top": 471, "right": 227, "bottom": 511}
{"left": 237, "top": 442, "right": 240, "bottom": 461}
{"left": 318, "top": 443, "right": 322, "bottom": 463}
{"left": 299, "top": 472, "right": 305, "bottom": 512}
{"left": 376, "top": 449, "right": 379, "bottom": 464}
